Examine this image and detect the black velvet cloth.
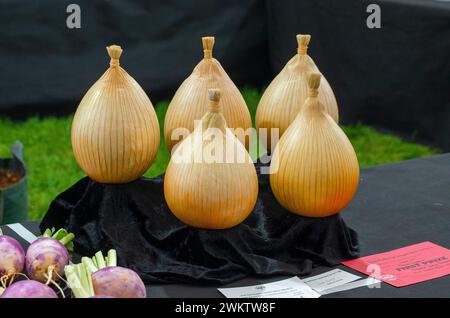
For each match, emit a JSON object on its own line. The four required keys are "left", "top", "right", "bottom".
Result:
{"left": 40, "top": 163, "right": 358, "bottom": 285}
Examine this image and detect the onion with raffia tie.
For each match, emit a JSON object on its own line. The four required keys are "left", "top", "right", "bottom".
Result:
{"left": 164, "top": 36, "right": 252, "bottom": 152}
{"left": 270, "top": 72, "right": 359, "bottom": 218}
{"left": 164, "top": 88, "right": 258, "bottom": 229}
{"left": 71, "top": 45, "right": 160, "bottom": 183}
{"left": 256, "top": 34, "right": 338, "bottom": 151}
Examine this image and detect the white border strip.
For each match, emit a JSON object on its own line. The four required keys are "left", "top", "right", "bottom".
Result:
{"left": 320, "top": 278, "right": 381, "bottom": 295}
{"left": 7, "top": 223, "right": 38, "bottom": 243}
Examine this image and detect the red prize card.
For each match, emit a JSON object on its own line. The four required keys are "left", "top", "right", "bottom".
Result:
{"left": 342, "top": 242, "right": 450, "bottom": 287}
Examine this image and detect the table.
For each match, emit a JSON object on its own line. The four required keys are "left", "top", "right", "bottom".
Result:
{"left": 3, "top": 154, "right": 450, "bottom": 297}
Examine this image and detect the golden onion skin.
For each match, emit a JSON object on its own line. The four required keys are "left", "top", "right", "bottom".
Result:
{"left": 269, "top": 73, "right": 358, "bottom": 217}
{"left": 256, "top": 34, "right": 338, "bottom": 151}
{"left": 164, "top": 36, "right": 252, "bottom": 153}
{"left": 71, "top": 45, "right": 160, "bottom": 184}
{"left": 164, "top": 89, "right": 258, "bottom": 229}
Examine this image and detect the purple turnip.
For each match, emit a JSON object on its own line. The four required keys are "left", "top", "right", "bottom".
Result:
{"left": 0, "top": 280, "right": 57, "bottom": 298}
{"left": 84, "top": 250, "right": 146, "bottom": 298}
{"left": 65, "top": 258, "right": 116, "bottom": 298}
{"left": 65, "top": 262, "right": 102, "bottom": 298}
{"left": 66, "top": 249, "right": 146, "bottom": 298}
{"left": 0, "top": 229, "right": 26, "bottom": 287}
{"left": 25, "top": 228, "right": 74, "bottom": 295}
{"left": 92, "top": 266, "right": 146, "bottom": 298}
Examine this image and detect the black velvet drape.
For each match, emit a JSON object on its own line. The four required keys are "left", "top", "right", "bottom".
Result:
{"left": 41, "top": 163, "right": 358, "bottom": 285}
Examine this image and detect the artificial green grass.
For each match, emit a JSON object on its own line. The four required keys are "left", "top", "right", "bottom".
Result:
{"left": 0, "top": 88, "right": 439, "bottom": 220}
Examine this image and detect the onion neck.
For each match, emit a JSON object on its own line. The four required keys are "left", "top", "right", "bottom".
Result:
{"left": 204, "top": 49, "right": 212, "bottom": 59}
{"left": 109, "top": 58, "right": 120, "bottom": 68}
{"left": 301, "top": 97, "right": 326, "bottom": 118}
{"left": 208, "top": 100, "right": 221, "bottom": 113}
{"left": 202, "top": 36, "right": 215, "bottom": 59}
{"left": 298, "top": 45, "right": 308, "bottom": 55}
{"left": 308, "top": 88, "right": 319, "bottom": 98}
{"left": 202, "top": 112, "right": 227, "bottom": 133}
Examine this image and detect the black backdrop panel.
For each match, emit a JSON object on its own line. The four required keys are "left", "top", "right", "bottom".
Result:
{"left": 1, "top": 0, "right": 449, "bottom": 149}
{"left": 0, "top": 0, "right": 271, "bottom": 114}
{"left": 266, "top": 0, "right": 450, "bottom": 150}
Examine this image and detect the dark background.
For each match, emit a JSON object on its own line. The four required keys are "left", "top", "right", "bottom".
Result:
{"left": 0, "top": 0, "right": 449, "bottom": 150}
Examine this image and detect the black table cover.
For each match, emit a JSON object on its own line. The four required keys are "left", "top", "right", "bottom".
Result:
{"left": 39, "top": 163, "right": 358, "bottom": 285}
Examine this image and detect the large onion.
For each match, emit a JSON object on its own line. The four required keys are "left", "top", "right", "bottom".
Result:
{"left": 256, "top": 34, "right": 338, "bottom": 151}
{"left": 270, "top": 73, "right": 359, "bottom": 217}
{"left": 164, "top": 88, "right": 258, "bottom": 229}
{"left": 164, "top": 36, "right": 252, "bottom": 152}
{"left": 71, "top": 45, "right": 160, "bottom": 183}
